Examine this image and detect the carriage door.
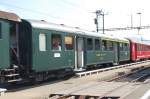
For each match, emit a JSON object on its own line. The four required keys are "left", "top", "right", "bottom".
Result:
{"left": 75, "top": 37, "right": 84, "bottom": 71}
{"left": 114, "top": 42, "right": 119, "bottom": 65}
{"left": 10, "top": 22, "right": 19, "bottom": 65}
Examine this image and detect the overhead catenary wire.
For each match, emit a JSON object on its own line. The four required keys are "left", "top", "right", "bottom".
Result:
{"left": 60, "top": 0, "right": 93, "bottom": 14}
{"left": 0, "top": 1, "right": 66, "bottom": 20}
{"left": 0, "top": 1, "right": 95, "bottom": 22}
{"left": 59, "top": 0, "right": 95, "bottom": 18}
{"left": 0, "top": 1, "right": 96, "bottom": 30}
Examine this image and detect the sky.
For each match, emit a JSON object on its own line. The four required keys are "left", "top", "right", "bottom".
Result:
{"left": 0, "top": 0, "right": 150, "bottom": 42}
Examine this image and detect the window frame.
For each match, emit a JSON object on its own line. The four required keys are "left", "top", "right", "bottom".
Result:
{"left": 51, "top": 34, "right": 62, "bottom": 51}
{"left": 64, "top": 35, "right": 74, "bottom": 51}
{"left": 87, "top": 38, "right": 93, "bottom": 51}
{"left": 124, "top": 43, "right": 129, "bottom": 51}
{"left": 119, "top": 43, "right": 124, "bottom": 51}
{"left": 102, "top": 40, "right": 107, "bottom": 51}
{"left": 39, "top": 33, "right": 47, "bottom": 51}
{"left": 107, "top": 41, "right": 114, "bottom": 51}
{"left": 94, "top": 39, "right": 100, "bottom": 50}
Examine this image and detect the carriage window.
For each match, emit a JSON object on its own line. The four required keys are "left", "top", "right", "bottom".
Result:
{"left": 102, "top": 40, "right": 107, "bottom": 51}
{"left": 137, "top": 44, "right": 141, "bottom": 51}
{"left": 95, "top": 39, "right": 100, "bottom": 50}
{"left": 145, "top": 46, "right": 147, "bottom": 51}
{"left": 146, "top": 46, "right": 148, "bottom": 51}
{"left": 0, "top": 23, "right": 1, "bottom": 39}
{"left": 108, "top": 41, "right": 113, "bottom": 51}
{"left": 144, "top": 46, "right": 146, "bottom": 51}
{"left": 148, "top": 46, "right": 150, "bottom": 51}
{"left": 141, "top": 45, "right": 143, "bottom": 51}
{"left": 65, "top": 36, "right": 73, "bottom": 50}
{"left": 119, "top": 43, "right": 123, "bottom": 51}
{"left": 51, "top": 34, "right": 61, "bottom": 51}
{"left": 87, "top": 38, "right": 93, "bottom": 50}
{"left": 39, "top": 33, "right": 46, "bottom": 51}
{"left": 124, "top": 43, "right": 128, "bottom": 50}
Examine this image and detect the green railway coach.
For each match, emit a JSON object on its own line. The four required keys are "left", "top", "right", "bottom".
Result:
{"left": 19, "top": 19, "right": 130, "bottom": 73}
{"left": 0, "top": 10, "right": 131, "bottom": 83}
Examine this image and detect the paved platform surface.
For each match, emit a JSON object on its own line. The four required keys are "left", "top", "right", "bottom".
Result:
{"left": 53, "top": 81, "right": 141, "bottom": 98}
{"left": 124, "top": 79, "right": 150, "bottom": 99}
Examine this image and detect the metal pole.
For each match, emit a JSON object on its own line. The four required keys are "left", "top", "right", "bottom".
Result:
{"left": 103, "top": 14, "right": 104, "bottom": 34}
{"left": 95, "top": 10, "right": 106, "bottom": 33}
{"left": 131, "top": 14, "right": 133, "bottom": 28}
{"left": 137, "top": 12, "right": 141, "bottom": 35}
{"left": 96, "top": 14, "right": 99, "bottom": 32}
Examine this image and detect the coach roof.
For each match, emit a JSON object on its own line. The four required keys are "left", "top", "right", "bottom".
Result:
{"left": 26, "top": 19, "right": 83, "bottom": 34}
{"left": 26, "top": 19, "right": 129, "bottom": 43}
{"left": 0, "top": 10, "right": 21, "bottom": 22}
{"left": 84, "top": 31, "right": 129, "bottom": 43}
{"left": 127, "top": 37, "right": 150, "bottom": 45}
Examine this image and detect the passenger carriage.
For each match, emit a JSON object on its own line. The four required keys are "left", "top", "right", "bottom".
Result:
{"left": 129, "top": 38, "right": 150, "bottom": 61}
{"left": 21, "top": 19, "right": 130, "bottom": 72}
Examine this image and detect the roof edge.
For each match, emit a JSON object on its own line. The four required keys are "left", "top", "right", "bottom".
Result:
{"left": 0, "top": 10, "right": 21, "bottom": 22}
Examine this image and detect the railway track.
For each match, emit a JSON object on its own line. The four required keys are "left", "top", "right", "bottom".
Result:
{"left": 109, "top": 67, "right": 150, "bottom": 82}
{"left": 97, "top": 67, "right": 150, "bottom": 99}
{"left": 49, "top": 61, "right": 150, "bottom": 99}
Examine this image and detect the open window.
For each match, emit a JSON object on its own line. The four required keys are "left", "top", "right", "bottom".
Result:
{"left": 51, "top": 34, "right": 62, "bottom": 51}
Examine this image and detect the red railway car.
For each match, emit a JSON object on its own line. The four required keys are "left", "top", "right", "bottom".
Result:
{"left": 129, "top": 39, "right": 150, "bottom": 61}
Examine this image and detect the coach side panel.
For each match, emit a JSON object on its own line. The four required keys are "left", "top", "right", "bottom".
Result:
{"left": 32, "top": 28, "right": 75, "bottom": 72}
{"left": 0, "top": 20, "right": 10, "bottom": 69}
